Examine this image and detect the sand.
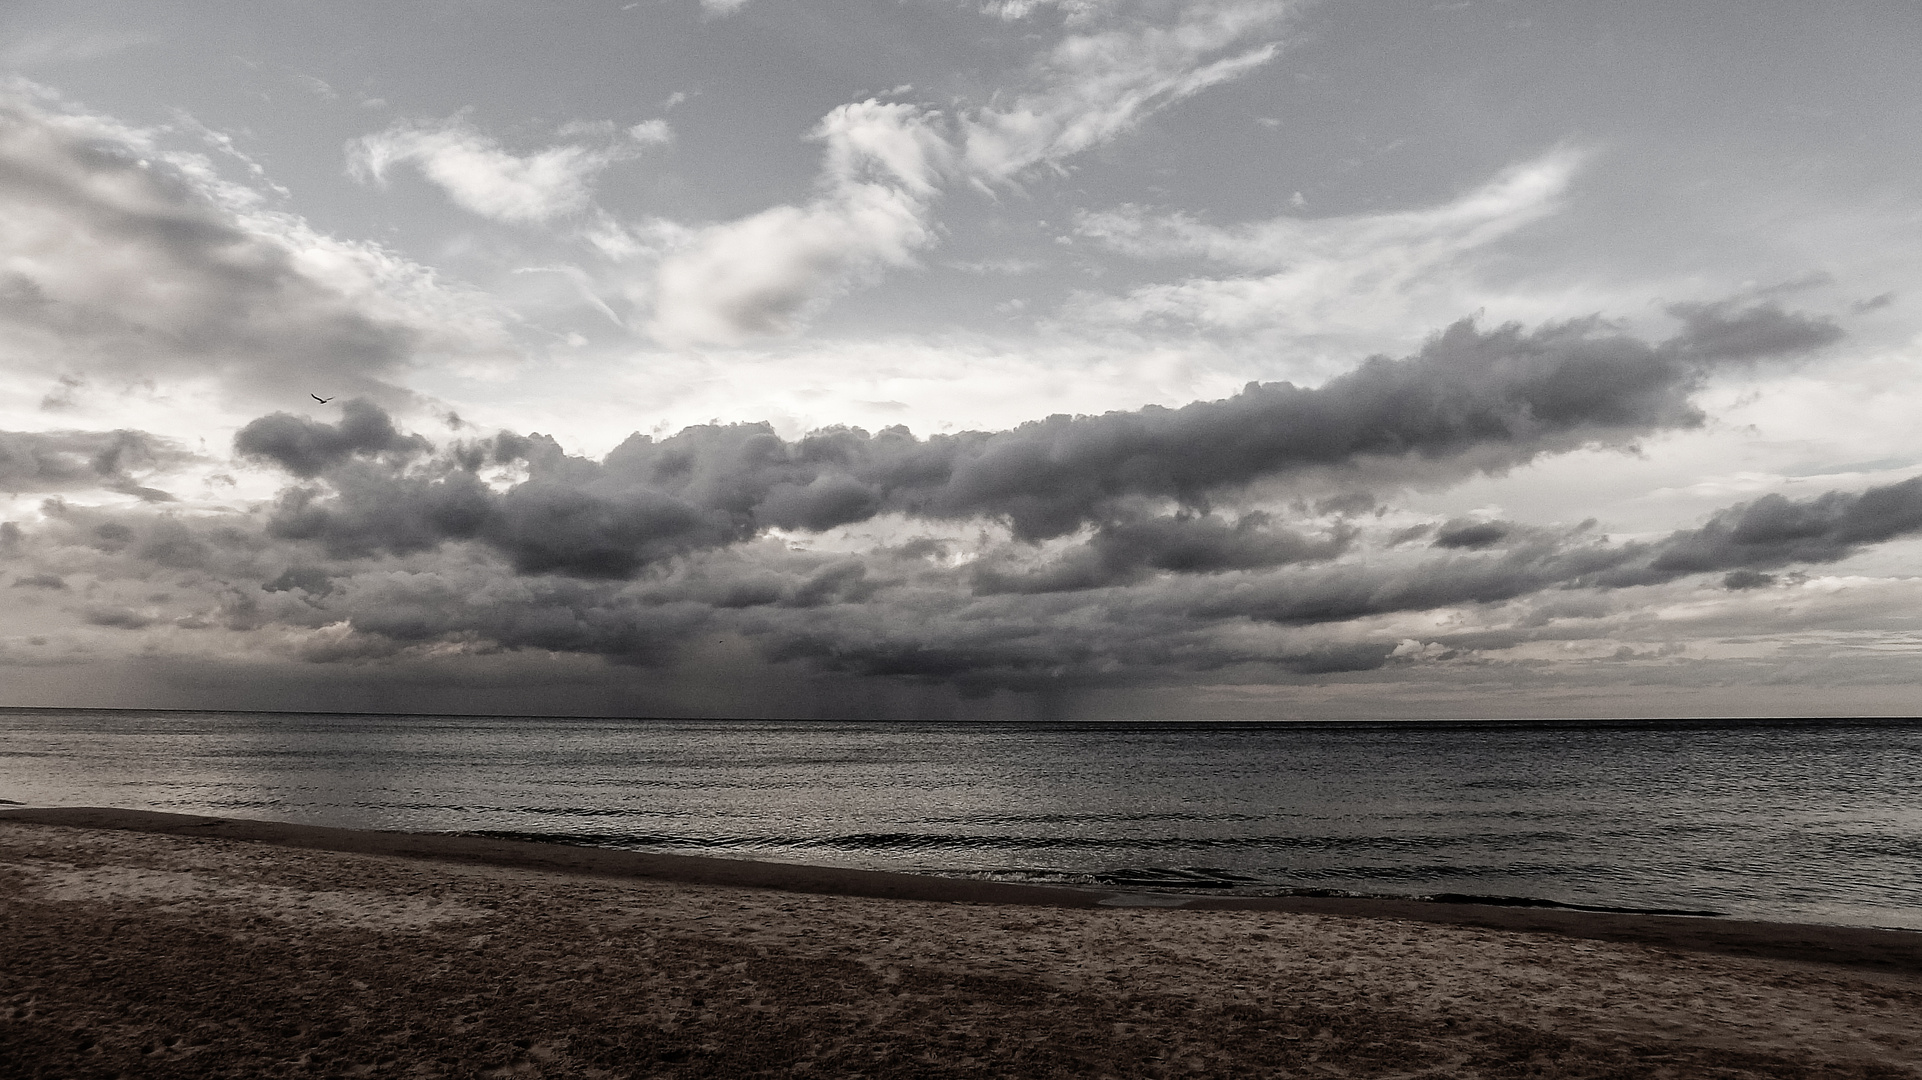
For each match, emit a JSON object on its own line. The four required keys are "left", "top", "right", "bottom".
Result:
{"left": 2, "top": 808, "right": 1919, "bottom": 1078}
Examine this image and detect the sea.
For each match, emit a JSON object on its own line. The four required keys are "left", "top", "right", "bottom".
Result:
{"left": 3, "top": 709, "right": 1920, "bottom": 931}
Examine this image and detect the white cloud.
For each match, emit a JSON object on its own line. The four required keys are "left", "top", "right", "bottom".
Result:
{"left": 627, "top": 119, "right": 674, "bottom": 146}
{"left": 638, "top": 2, "right": 1291, "bottom": 345}
{"left": 815, "top": 100, "right": 951, "bottom": 196}
{"left": 979, "top": 0, "right": 1101, "bottom": 24}
{"left": 347, "top": 118, "right": 644, "bottom": 223}
{"left": 960, "top": 0, "right": 1290, "bottom": 183}
{"left": 948, "top": 257, "right": 1045, "bottom": 275}
{"left": 646, "top": 101, "right": 951, "bottom": 346}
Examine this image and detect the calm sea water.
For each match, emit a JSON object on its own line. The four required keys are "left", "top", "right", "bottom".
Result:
{"left": 3, "top": 710, "right": 1920, "bottom": 930}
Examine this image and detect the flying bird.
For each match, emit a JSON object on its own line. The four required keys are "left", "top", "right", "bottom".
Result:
{"left": 311, "top": 394, "right": 334, "bottom": 404}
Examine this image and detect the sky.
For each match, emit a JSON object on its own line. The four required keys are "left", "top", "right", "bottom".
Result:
{"left": 2, "top": 0, "right": 1921, "bottom": 719}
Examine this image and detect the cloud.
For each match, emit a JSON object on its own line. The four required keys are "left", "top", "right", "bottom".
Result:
{"left": 639, "top": 2, "right": 1291, "bottom": 345}
{"left": 0, "top": 299, "right": 1854, "bottom": 711}
{"left": 1069, "top": 150, "right": 1580, "bottom": 333}
{"left": 1185, "top": 470, "right": 1922, "bottom": 628}
{"left": 1080, "top": 151, "right": 1575, "bottom": 269}
{"left": 870, "top": 305, "right": 1829, "bottom": 539}
{"left": 348, "top": 117, "right": 653, "bottom": 223}
{"left": 960, "top": 0, "right": 1290, "bottom": 183}
{"left": 1180, "top": 532, "right": 1638, "bottom": 627}
{"left": 167, "top": 302, "right": 1860, "bottom": 689}
{"left": 626, "top": 119, "right": 674, "bottom": 146}
{"left": 84, "top": 605, "right": 155, "bottom": 629}
{"left": 0, "top": 85, "right": 509, "bottom": 402}
{"left": 235, "top": 399, "right": 430, "bottom": 479}
{"left": 1630, "top": 475, "right": 1922, "bottom": 582}
{"left": 1431, "top": 519, "right": 1510, "bottom": 550}
{"left": 0, "top": 428, "right": 195, "bottom": 499}
{"left": 970, "top": 511, "right": 1353, "bottom": 594}
{"left": 1661, "top": 298, "right": 1846, "bottom": 362}
{"left": 16, "top": 389, "right": 1922, "bottom": 702}
{"left": 225, "top": 304, "right": 1833, "bottom": 584}
{"left": 647, "top": 101, "right": 951, "bottom": 345}
{"left": 1722, "top": 569, "right": 1776, "bottom": 590}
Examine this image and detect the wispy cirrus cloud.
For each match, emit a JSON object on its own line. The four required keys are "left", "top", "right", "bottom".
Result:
{"left": 960, "top": 0, "right": 1292, "bottom": 184}
{"left": 1067, "top": 149, "right": 1581, "bottom": 335}
{"left": 1077, "top": 150, "right": 1577, "bottom": 269}
{"left": 639, "top": 0, "right": 1294, "bottom": 346}
{"left": 347, "top": 117, "right": 669, "bottom": 224}
{"left": 0, "top": 31, "right": 147, "bottom": 69}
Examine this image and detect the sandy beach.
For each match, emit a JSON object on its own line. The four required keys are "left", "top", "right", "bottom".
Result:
{"left": 3, "top": 808, "right": 1919, "bottom": 1078}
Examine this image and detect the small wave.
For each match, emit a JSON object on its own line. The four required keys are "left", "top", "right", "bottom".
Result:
{"left": 481, "top": 829, "right": 1579, "bottom": 854}
{"left": 1417, "top": 893, "right": 1724, "bottom": 917}
{"left": 1088, "top": 866, "right": 1264, "bottom": 890}
{"left": 454, "top": 829, "right": 1732, "bottom": 916}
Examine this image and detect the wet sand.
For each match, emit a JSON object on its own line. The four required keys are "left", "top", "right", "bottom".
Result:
{"left": 2, "top": 808, "right": 1919, "bottom": 1078}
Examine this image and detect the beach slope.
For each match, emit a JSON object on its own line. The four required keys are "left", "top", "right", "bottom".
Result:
{"left": 2, "top": 809, "right": 1919, "bottom": 1078}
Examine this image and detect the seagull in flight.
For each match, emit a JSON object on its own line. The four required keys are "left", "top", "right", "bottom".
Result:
{"left": 311, "top": 394, "right": 334, "bottom": 404}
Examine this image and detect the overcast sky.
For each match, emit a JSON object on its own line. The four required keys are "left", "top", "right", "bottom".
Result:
{"left": 2, "top": 0, "right": 1921, "bottom": 719}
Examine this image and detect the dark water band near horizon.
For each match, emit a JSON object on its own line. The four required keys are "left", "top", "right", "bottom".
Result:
{"left": 2, "top": 709, "right": 1920, "bottom": 931}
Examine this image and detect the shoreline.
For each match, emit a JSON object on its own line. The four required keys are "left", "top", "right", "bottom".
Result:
{"left": 7, "top": 805, "right": 1920, "bottom": 975}
{"left": 7, "top": 705, "right": 1922, "bottom": 726}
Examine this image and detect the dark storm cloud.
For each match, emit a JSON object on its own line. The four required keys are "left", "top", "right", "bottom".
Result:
{"left": 1431, "top": 519, "right": 1511, "bottom": 550}
{"left": 1626, "top": 475, "right": 1922, "bottom": 582}
{"left": 236, "top": 306, "right": 1838, "bottom": 577}
{"left": 1661, "top": 299, "right": 1843, "bottom": 361}
{"left": 345, "top": 471, "right": 1922, "bottom": 679}
{"left": 24, "top": 467, "right": 1922, "bottom": 697}
{"left": 236, "top": 400, "right": 430, "bottom": 479}
{"left": 881, "top": 310, "right": 1829, "bottom": 540}
{"left": 83, "top": 606, "right": 155, "bottom": 630}
{"left": 0, "top": 428, "right": 192, "bottom": 499}
{"left": 751, "top": 618, "right": 1398, "bottom": 693}
{"left": 1721, "top": 569, "right": 1776, "bottom": 590}
{"left": 27, "top": 497, "right": 271, "bottom": 578}
{"left": 262, "top": 566, "right": 335, "bottom": 598}
{"left": 1193, "top": 474, "right": 1922, "bottom": 628}
{"left": 726, "top": 575, "right": 1400, "bottom": 696}
{"left": 311, "top": 573, "right": 711, "bottom": 665}
{"left": 970, "top": 512, "right": 1352, "bottom": 594}
{"left": 1185, "top": 531, "right": 1634, "bottom": 626}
